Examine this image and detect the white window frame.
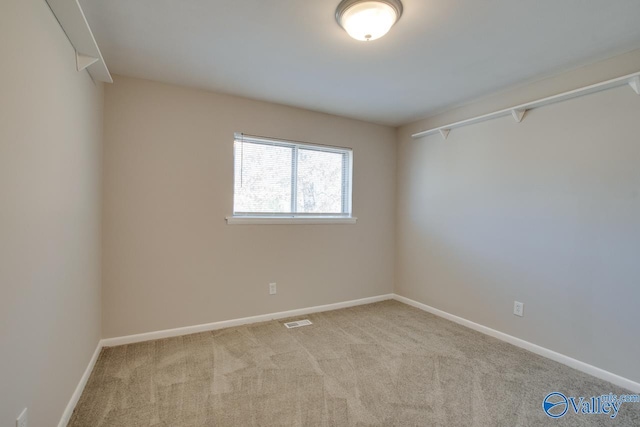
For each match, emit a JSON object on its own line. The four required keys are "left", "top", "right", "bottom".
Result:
{"left": 227, "top": 133, "right": 356, "bottom": 225}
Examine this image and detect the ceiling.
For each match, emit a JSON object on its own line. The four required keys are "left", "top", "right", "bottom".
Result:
{"left": 80, "top": 0, "right": 640, "bottom": 126}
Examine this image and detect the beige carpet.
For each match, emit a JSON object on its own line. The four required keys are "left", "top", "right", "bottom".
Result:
{"left": 68, "top": 300, "right": 640, "bottom": 426}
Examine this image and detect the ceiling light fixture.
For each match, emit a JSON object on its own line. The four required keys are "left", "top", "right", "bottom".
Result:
{"left": 335, "top": 0, "right": 403, "bottom": 42}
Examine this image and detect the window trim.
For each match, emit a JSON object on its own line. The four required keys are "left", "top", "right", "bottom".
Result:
{"left": 225, "top": 216, "right": 357, "bottom": 225}
{"left": 230, "top": 133, "right": 354, "bottom": 223}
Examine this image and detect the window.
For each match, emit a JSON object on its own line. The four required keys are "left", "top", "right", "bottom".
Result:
{"left": 229, "top": 133, "right": 354, "bottom": 223}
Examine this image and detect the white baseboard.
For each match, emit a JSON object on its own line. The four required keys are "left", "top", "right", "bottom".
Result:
{"left": 393, "top": 294, "right": 640, "bottom": 393}
{"left": 58, "top": 341, "right": 103, "bottom": 427}
{"left": 101, "top": 294, "right": 395, "bottom": 347}
{"left": 59, "top": 292, "right": 638, "bottom": 427}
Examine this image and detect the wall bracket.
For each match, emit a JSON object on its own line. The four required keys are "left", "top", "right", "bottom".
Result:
{"left": 76, "top": 53, "right": 99, "bottom": 72}
{"left": 630, "top": 76, "right": 640, "bottom": 95}
{"left": 511, "top": 109, "right": 527, "bottom": 123}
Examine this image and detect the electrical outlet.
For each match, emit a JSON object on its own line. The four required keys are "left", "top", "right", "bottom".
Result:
{"left": 269, "top": 283, "right": 277, "bottom": 295}
{"left": 513, "top": 301, "right": 524, "bottom": 317}
{"left": 16, "top": 408, "right": 27, "bottom": 427}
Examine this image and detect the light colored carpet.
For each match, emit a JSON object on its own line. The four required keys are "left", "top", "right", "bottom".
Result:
{"left": 68, "top": 300, "right": 640, "bottom": 426}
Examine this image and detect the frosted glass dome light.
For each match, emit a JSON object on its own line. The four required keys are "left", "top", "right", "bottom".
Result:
{"left": 336, "top": 0, "right": 403, "bottom": 41}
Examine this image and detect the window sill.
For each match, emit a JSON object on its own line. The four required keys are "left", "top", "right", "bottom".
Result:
{"left": 226, "top": 216, "right": 357, "bottom": 225}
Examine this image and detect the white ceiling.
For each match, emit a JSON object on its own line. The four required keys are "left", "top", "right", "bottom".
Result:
{"left": 80, "top": 0, "right": 640, "bottom": 126}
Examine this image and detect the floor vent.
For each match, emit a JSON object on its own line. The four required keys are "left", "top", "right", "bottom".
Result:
{"left": 284, "top": 319, "right": 313, "bottom": 329}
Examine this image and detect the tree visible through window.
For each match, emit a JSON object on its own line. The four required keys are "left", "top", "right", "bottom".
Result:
{"left": 233, "top": 134, "right": 352, "bottom": 217}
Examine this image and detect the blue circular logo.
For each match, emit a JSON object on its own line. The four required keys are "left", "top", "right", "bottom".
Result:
{"left": 543, "top": 392, "right": 568, "bottom": 418}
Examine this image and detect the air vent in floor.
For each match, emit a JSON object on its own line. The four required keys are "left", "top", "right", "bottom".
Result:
{"left": 284, "top": 319, "right": 313, "bottom": 329}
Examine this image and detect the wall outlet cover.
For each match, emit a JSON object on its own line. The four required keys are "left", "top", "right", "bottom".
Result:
{"left": 514, "top": 301, "right": 524, "bottom": 317}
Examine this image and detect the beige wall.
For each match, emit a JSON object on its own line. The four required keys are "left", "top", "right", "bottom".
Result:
{"left": 102, "top": 76, "right": 396, "bottom": 338}
{"left": 396, "top": 51, "right": 640, "bottom": 383}
{"left": 0, "top": 0, "right": 103, "bottom": 426}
